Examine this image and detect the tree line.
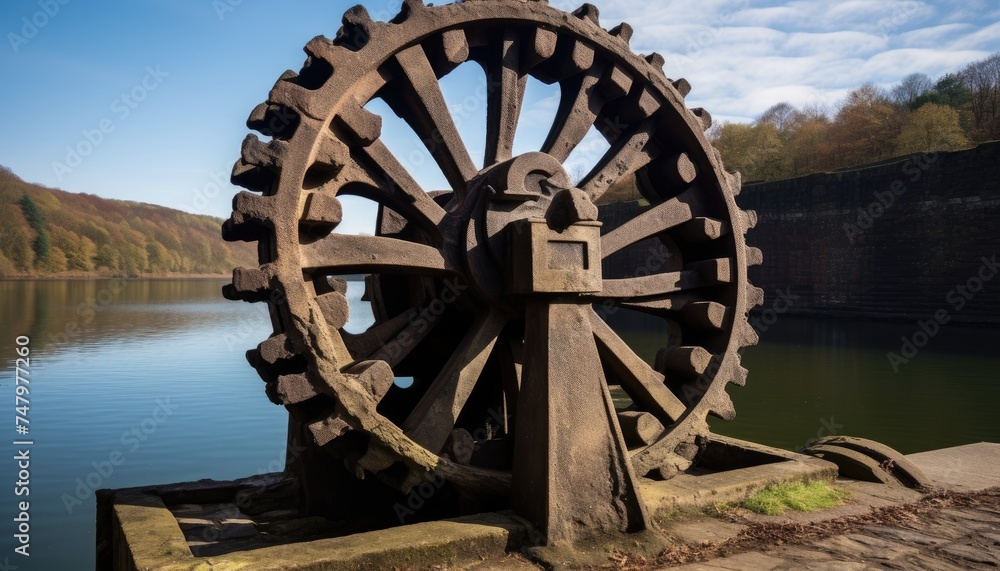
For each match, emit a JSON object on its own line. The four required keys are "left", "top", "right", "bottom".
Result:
{"left": 0, "top": 166, "right": 256, "bottom": 278}
{"left": 710, "top": 52, "right": 1000, "bottom": 182}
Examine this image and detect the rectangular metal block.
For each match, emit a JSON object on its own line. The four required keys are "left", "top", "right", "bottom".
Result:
{"left": 510, "top": 219, "right": 603, "bottom": 294}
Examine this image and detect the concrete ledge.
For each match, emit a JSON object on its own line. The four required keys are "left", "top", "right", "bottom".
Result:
{"left": 908, "top": 442, "right": 1000, "bottom": 492}
{"left": 100, "top": 476, "right": 526, "bottom": 571}
{"left": 641, "top": 435, "right": 839, "bottom": 516}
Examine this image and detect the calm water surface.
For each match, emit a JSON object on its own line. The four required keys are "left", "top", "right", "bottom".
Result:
{"left": 1, "top": 279, "right": 998, "bottom": 570}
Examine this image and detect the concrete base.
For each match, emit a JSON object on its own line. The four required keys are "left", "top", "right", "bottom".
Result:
{"left": 96, "top": 436, "right": 837, "bottom": 570}
{"left": 97, "top": 475, "right": 526, "bottom": 571}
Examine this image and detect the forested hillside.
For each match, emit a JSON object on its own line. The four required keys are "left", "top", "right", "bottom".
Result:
{"left": 0, "top": 166, "right": 256, "bottom": 278}
{"left": 711, "top": 52, "right": 1000, "bottom": 182}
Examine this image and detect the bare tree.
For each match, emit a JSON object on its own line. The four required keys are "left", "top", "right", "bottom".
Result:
{"left": 962, "top": 53, "right": 1000, "bottom": 138}
{"left": 757, "top": 102, "right": 797, "bottom": 131}
{"left": 891, "top": 73, "right": 934, "bottom": 108}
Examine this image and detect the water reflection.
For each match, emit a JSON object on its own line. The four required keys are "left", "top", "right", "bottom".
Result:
{"left": 0, "top": 279, "right": 283, "bottom": 570}
{"left": 605, "top": 307, "right": 1000, "bottom": 455}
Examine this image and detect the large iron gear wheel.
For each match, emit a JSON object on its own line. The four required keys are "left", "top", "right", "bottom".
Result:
{"left": 224, "top": 0, "right": 761, "bottom": 502}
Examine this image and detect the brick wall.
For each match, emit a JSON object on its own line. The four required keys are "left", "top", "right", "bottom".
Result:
{"left": 600, "top": 141, "right": 1000, "bottom": 323}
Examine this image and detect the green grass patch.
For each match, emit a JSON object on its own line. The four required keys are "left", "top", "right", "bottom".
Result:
{"left": 740, "top": 481, "right": 850, "bottom": 516}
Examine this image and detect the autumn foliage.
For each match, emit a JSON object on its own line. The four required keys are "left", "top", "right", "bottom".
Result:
{"left": 0, "top": 166, "right": 256, "bottom": 278}
{"left": 711, "top": 52, "right": 1000, "bottom": 182}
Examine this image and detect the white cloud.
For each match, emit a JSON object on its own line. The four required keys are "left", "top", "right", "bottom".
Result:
{"left": 897, "top": 24, "right": 975, "bottom": 48}
{"left": 601, "top": 0, "right": 998, "bottom": 123}
{"left": 948, "top": 20, "right": 1000, "bottom": 50}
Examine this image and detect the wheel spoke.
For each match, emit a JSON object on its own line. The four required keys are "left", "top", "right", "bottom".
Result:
{"left": 365, "top": 303, "right": 446, "bottom": 369}
{"left": 580, "top": 121, "right": 658, "bottom": 203}
{"left": 300, "top": 234, "right": 456, "bottom": 277}
{"left": 597, "top": 258, "right": 733, "bottom": 300}
{"left": 344, "top": 306, "right": 420, "bottom": 363}
{"left": 402, "top": 309, "right": 507, "bottom": 452}
{"left": 327, "top": 106, "right": 447, "bottom": 238}
{"left": 601, "top": 187, "right": 703, "bottom": 258}
{"left": 483, "top": 29, "right": 528, "bottom": 167}
{"left": 389, "top": 44, "right": 478, "bottom": 199}
{"left": 345, "top": 142, "right": 448, "bottom": 229}
{"left": 588, "top": 311, "right": 686, "bottom": 423}
{"left": 541, "top": 66, "right": 605, "bottom": 162}
{"left": 542, "top": 62, "right": 634, "bottom": 163}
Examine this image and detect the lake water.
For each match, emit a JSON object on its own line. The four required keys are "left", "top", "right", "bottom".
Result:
{"left": 1, "top": 279, "right": 998, "bottom": 570}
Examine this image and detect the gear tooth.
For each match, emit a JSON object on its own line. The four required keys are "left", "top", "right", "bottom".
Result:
{"left": 599, "top": 64, "right": 633, "bottom": 100}
{"left": 709, "top": 393, "right": 737, "bottom": 421}
{"left": 739, "top": 209, "right": 758, "bottom": 230}
{"left": 747, "top": 286, "right": 765, "bottom": 309}
{"left": 259, "top": 334, "right": 295, "bottom": 365}
{"left": 232, "top": 135, "right": 287, "bottom": 191}
{"left": 681, "top": 301, "right": 729, "bottom": 330}
{"left": 274, "top": 373, "right": 320, "bottom": 405}
{"left": 439, "top": 28, "right": 471, "bottom": 68}
{"left": 242, "top": 134, "right": 286, "bottom": 169}
{"left": 247, "top": 101, "right": 301, "bottom": 140}
{"left": 572, "top": 3, "right": 600, "bottom": 25}
{"left": 728, "top": 171, "right": 743, "bottom": 195}
{"left": 672, "top": 78, "right": 692, "bottom": 99}
{"left": 691, "top": 107, "right": 712, "bottom": 131}
{"left": 746, "top": 246, "right": 763, "bottom": 267}
{"left": 308, "top": 412, "right": 352, "bottom": 447}
{"left": 246, "top": 348, "right": 263, "bottom": 368}
{"left": 524, "top": 27, "right": 557, "bottom": 69}
{"left": 336, "top": 5, "right": 381, "bottom": 51}
{"left": 346, "top": 360, "right": 395, "bottom": 400}
{"left": 269, "top": 78, "right": 321, "bottom": 120}
{"left": 609, "top": 23, "right": 633, "bottom": 43}
{"left": 392, "top": 0, "right": 426, "bottom": 23}
{"left": 222, "top": 215, "right": 261, "bottom": 243}
{"left": 301, "top": 192, "right": 344, "bottom": 237}
{"left": 247, "top": 102, "right": 270, "bottom": 129}
{"left": 655, "top": 346, "right": 713, "bottom": 377}
{"left": 673, "top": 217, "right": 728, "bottom": 242}
{"left": 645, "top": 52, "right": 666, "bottom": 73}
{"left": 641, "top": 88, "right": 662, "bottom": 118}
{"left": 233, "top": 190, "right": 276, "bottom": 221}
{"left": 738, "top": 322, "right": 760, "bottom": 348}
{"left": 731, "top": 366, "right": 749, "bottom": 387}
{"left": 315, "top": 291, "right": 350, "bottom": 331}
{"left": 228, "top": 265, "right": 276, "bottom": 302}
{"left": 303, "top": 35, "right": 339, "bottom": 63}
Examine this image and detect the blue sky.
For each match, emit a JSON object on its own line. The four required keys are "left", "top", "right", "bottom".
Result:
{"left": 1, "top": 0, "right": 998, "bottom": 232}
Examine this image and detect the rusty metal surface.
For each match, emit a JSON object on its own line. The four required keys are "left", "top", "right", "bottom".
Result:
{"left": 223, "top": 0, "right": 761, "bottom": 545}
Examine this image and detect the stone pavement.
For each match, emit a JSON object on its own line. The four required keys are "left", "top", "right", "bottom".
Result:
{"left": 662, "top": 443, "right": 1000, "bottom": 570}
